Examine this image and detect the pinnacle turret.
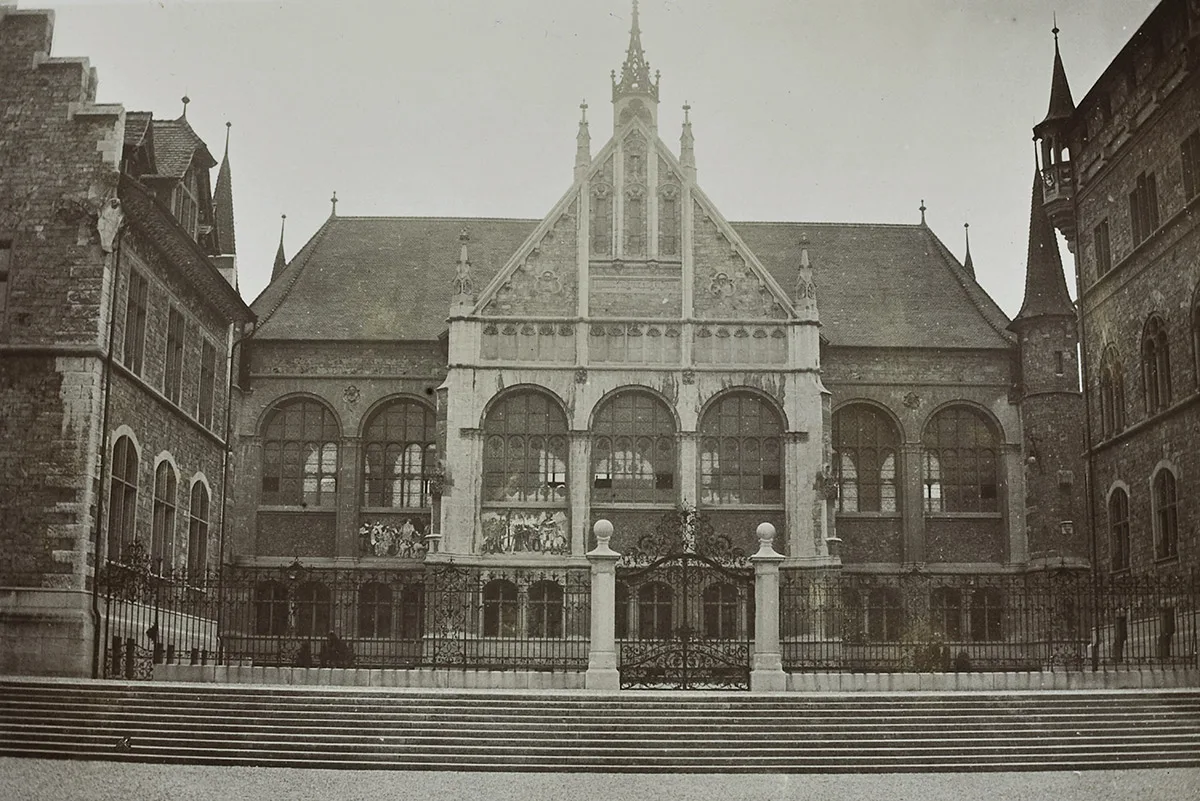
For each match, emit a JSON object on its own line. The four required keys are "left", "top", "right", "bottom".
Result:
{"left": 612, "top": 1, "right": 659, "bottom": 130}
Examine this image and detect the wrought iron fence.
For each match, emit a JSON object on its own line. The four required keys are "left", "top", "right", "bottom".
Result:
{"left": 98, "top": 558, "right": 591, "bottom": 679}
{"left": 780, "top": 568, "right": 1200, "bottom": 673}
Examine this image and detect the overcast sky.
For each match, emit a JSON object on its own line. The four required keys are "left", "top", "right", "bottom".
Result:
{"left": 42, "top": 0, "right": 1158, "bottom": 316}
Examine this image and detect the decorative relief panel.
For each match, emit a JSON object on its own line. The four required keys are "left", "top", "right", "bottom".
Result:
{"left": 692, "top": 201, "right": 787, "bottom": 320}
{"left": 480, "top": 322, "right": 575, "bottom": 363}
{"left": 589, "top": 322, "right": 682, "bottom": 364}
{"left": 483, "top": 200, "right": 578, "bottom": 316}
{"left": 623, "top": 130, "right": 649, "bottom": 259}
{"left": 657, "top": 156, "right": 682, "bottom": 259}
{"left": 359, "top": 515, "right": 428, "bottom": 558}
{"left": 590, "top": 155, "right": 615, "bottom": 258}
{"left": 693, "top": 324, "right": 787, "bottom": 364}
{"left": 480, "top": 508, "right": 570, "bottom": 555}
{"left": 589, "top": 259, "right": 682, "bottom": 318}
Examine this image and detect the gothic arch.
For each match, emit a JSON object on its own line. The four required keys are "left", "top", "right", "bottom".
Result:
{"left": 587, "top": 384, "right": 681, "bottom": 431}
{"left": 479, "top": 383, "right": 568, "bottom": 429}
{"left": 255, "top": 392, "right": 343, "bottom": 438}
{"left": 698, "top": 385, "right": 789, "bottom": 430}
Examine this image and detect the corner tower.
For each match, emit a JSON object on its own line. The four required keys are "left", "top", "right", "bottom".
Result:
{"left": 1033, "top": 24, "right": 1077, "bottom": 249}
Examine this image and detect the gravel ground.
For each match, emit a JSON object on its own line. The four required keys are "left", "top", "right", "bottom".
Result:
{"left": 2, "top": 759, "right": 1198, "bottom": 801}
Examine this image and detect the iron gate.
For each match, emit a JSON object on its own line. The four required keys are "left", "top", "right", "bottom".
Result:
{"left": 615, "top": 507, "right": 754, "bottom": 690}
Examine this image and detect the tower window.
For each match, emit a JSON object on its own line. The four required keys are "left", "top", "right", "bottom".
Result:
{"left": 1182, "top": 129, "right": 1200, "bottom": 201}
{"left": 1129, "top": 171, "right": 1159, "bottom": 245}
{"left": 1093, "top": 220, "right": 1111, "bottom": 278}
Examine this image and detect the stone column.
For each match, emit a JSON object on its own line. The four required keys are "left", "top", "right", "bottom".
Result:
{"left": 336, "top": 436, "right": 361, "bottom": 558}
{"left": 569, "top": 431, "right": 591, "bottom": 554}
{"left": 784, "top": 431, "right": 813, "bottom": 557}
{"left": 750, "top": 522, "right": 788, "bottom": 692}
{"left": 677, "top": 431, "right": 699, "bottom": 508}
{"left": 900, "top": 442, "right": 925, "bottom": 564}
{"left": 585, "top": 519, "right": 621, "bottom": 691}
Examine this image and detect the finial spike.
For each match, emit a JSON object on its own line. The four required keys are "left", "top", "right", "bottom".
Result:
{"left": 919, "top": 199, "right": 927, "bottom": 225}
{"left": 1052, "top": 12, "right": 1059, "bottom": 41}
{"left": 223, "top": 121, "right": 231, "bottom": 157}
{"left": 279, "top": 213, "right": 287, "bottom": 244}
{"left": 180, "top": 94, "right": 190, "bottom": 119}
{"left": 330, "top": 191, "right": 338, "bottom": 218}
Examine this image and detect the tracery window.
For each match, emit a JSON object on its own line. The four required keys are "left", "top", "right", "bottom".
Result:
{"left": 1099, "top": 345, "right": 1126, "bottom": 437}
{"left": 260, "top": 399, "right": 339, "bottom": 507}
{"left": 106, "top": 435, "right": 139, "bottom": 563}
{"left": 922, "top": 406, "right": 999, "bottom": 513}
{"left": 1109, "top": 488, "right": 1130, "bottom": 572}
{"left": 482, "top": 579, "right": 518, "bottom": 637}
{"left": 592, "top": 390, "right": 676, "bottom": 505}
{"left": 151, "top": 460, "right": 178, "bottom": 571}
{"left": 483, "top": 391, "right": 568, "bottom": 504}
{"left": 295, "top": 581, "right": 331, "bottom": 637}
{"left": 187, "top": 481, "right": 209, "bottom": 578}
{"left": 1142, "top": 315, "right": 1172, "bottom": 414}
{"left": 1153, "top": 469, "right": 1179, "bottom": 561}
{"left": 833, "top": 404, "right": 900, "bottom": 513}
{"left": 357, "top": 582, "right": 392, "bottom": 638}
{"left": 528, "top": 580, "right": 564, "bottom": 639}
{"left": 638, "top": 581, "right": 673, "bottom": 640}
{"left": 362, "top": 399, "right": 436, "bottom": 509}
{"left": 699, "top": 393, "right": 783, "bottom": 506}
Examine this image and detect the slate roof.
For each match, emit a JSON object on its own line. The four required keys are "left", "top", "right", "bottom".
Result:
{"left": 213, "top": 149, "right": 235, "bottom": 255}
{"left": 148, "top": 116, "right": 215, "bottom": 178}
{"left": 1011, "top": 172, "right": 1074, "bottom": 324}
{"left": 251, "top": 216, "right": 1013, "bottom": 350}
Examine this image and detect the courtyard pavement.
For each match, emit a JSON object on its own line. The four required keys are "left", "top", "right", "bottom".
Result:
{"left": 3, "top": 759, "right": 1198, "bottom": 801}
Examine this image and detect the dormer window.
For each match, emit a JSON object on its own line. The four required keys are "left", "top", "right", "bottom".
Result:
{"left": 172, "top": 168, "right": 200, "bottom": 240}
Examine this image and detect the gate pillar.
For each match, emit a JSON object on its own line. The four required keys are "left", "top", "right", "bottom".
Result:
{"left": 585, "top": 519, "right": 621, "bottom": 690}
{"left": 751, "top": 522, "right": 789, "bottom": 692}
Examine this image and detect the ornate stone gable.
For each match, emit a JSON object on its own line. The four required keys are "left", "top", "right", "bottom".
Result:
{"left": 691, "top": 197, "right": 790, "bottom": 320}
{"left": 480, "top": 200, "right": 578, "bottom": 316}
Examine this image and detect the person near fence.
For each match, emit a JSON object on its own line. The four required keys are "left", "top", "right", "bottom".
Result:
{"left": 321, "top": 631, "right": 354, "bottom": 668}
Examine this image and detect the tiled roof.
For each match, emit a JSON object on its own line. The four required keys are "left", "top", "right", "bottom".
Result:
{"left": 123, "top": 111, "right": 152, "bottom": 148}
{"left": 213, "top": 152, "right": 235, "bottom": 255}
{"left": 251, "top": 216, "right": 1013, "bottom": 349}
{"left": 1011, "top": 172, "right": 1074, "bottom": 324}
{"left": 149, "top": 117, "right": 215, "bottom": 178}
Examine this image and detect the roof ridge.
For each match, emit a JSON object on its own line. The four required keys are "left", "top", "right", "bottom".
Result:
{"left": 250, "top": 216, "right": 338, "bottom": 330}
{"left": 730, "top": 219, "right": 924, "bottom": 230}
{"left": 330, "top": 214, "right": 543, "bottom": 223}
{"left": 921, "top": 226, "right": 1015, "bottom": 345}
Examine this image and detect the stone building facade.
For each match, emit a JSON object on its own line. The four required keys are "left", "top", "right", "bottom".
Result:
{"left": 0, "top": 7, "right": 253, "bottom": 676}
{"left": 234, "top": 5, "right": 1086, "bottom": 591}
{"left": 1033, "top": 0, "right": 1200, "bottom": 576}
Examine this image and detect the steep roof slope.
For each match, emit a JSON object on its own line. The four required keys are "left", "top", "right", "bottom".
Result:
{"left": 251, "top": 216, "right": 1012, "bottom": 349}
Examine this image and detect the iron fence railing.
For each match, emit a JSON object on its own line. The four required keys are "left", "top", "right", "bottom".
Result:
{"left": 98, "top": 559, "right": 590, "bottom": 678}
{"left": 779, "top": 568, "right": 1199, "bottom": 673}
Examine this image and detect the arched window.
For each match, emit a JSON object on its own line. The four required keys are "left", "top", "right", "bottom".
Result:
{"left": 592, "top": 390, "right": 676, "bottom": 504}
{"left": 930, "top": 588, "right": 962, "bottom": 640}
{"left": 833, "top": 404, "right": 900, "bottom": 513}
{"left": 1153, "top": 469, "right": 1179, "bottom": 561}
{"left": 922, "top": 406, "right": 999, "bottom": 513}
{"left": 866, "top": 587, "right": 902, "bottom": 642}
{"left": 254, "top": 581, "right": 288, "bottom": 636}
{"left": 482, "top": 579, "right": 518, "bottom": 637}
{"left": 261, "top": 399, "right": 339, "bottom": 507}
{"left": 1142, "top": 315, "right": 1172, "bottom": 414}
{"left": 483, "top": 391, "right": 568, "bottom": 504}
{"left": 528, "top": 580, "right": 564, "bottom": 638}
{"left": 151, "top": 460, "right": 178, "bottom": 572}
{"left": 1099, "top": 345, "right": 1126, "bottom": 438}
{"left": 968, "top": 588, "right": 1003, "bottom": 642}
{"left": 703, "top": 583, "right": 741, "bottom": 640}
{"left": 295, "top": 581, "right": 331, "bottom": 637}
{"left": 357, "top": 582, "right": 392, "bottom": 638}
{"left": 638, "top": 581, "right": 673, "bottom": 640}
{"left": 187, "top": 482, "right": 209, "bottom": 578}
{"left": 1109, "top": 488, "right": 1130, "bottom": 572}
{"left": 699, "top": 393, "right": 783, "bottom": 506}
{"left": 106, "top": 435, "right": 139, "bottom": 563}
{"left": 362, "top": 400, "right": 436, "bottom": 509}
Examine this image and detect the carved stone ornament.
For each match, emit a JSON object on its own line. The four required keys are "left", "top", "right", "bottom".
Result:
{"left": 682, "top": 369, "right": 696, "bottom": 385}
{"left": 575, "top": 368, "right": 588, "bottom": 384}
{"left": 709, "top": 272, "right": 736, "bottom": 297}
{"left": 343, "top": 385, "right": 361, "bottom": 404}
{"left": 96, "top": 197, "right": 124, "bottom": 254}
{"left": 536, "top": 269, "right": 563, "bottom": 296}
{"left": 903, "top": 392, "right": 922, "bottom": 410}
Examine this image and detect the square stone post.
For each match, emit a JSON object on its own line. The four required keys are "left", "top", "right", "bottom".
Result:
{"left": 585, "top": 519, "right": 621, "bottom": 690}
{"left": 750, "top": 522, "right": 789, "bottom": 692}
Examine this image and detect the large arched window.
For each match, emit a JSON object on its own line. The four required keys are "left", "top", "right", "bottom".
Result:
{"left": 261, "top": 399, "right": 339, "bottom": 507}
{"left": 106, "top": 435, "right": 139, "bottom": 563}
{"left": 833, "top": 404, "right": 900, "bottom": 513}
{"left": 1153, "top": 469, "right": 1179, "bottom": 561}
{"left": 699, "top": 392, "right": 783, "bottom": 506}
{"left": 1099, "top": 345, "right": 1126, "bottom": 438}
{"left": 187, "top": 481, "right": 210, "bottom": 577}
{"left": 1109, "top": 488, "right": 1130, "bottom": 572}
{"left": 1142, "top": 315, "right": 1172, "bottom": 415}
{"left": 483, "top": 391, "right": 568, "bottom": 504}
{"left": 151, "top": 460, "right": 178, "bottom": 571}
{"left": 922, "top": 406, "right": 1000, "bottom": 513}
{"left": 592, "top": 390, "right": 676, "bottom": 504}
{"left": 362, "top": 400, "right": 436, "bottom": 509}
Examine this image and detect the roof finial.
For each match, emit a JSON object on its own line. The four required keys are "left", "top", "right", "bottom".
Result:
{"left": 575, "top": 101, "right": 592, "bottom": 181}
{"left": 454, "top": 227, "right": 473, "bottom": 296}
{"left": 580, "top": 100, "right": 588, "bottom": 123}
{"left": 278, "top": 214, "right": 286, "bottom": 244}
{"left": 180, "top": 94, "right": 190, "bottom": 119}
{"left": 222, "top": 121, "right": 231, "bottom": 158}
{"left": 330, "top": 191, "right": 338, "bottom": 218}
{"left": 919, "top": 199, "right": 927, "bottom": 225}
{"left": 1052, "top": 12, "right": 1059, "bottom": 43}
{"left": 963, "top": 222, "right": 975, "bottom": 278}
{"left": 271, "top": 214, "right": 288, "bottom": 280}
{"left": 680, "top": 101, "right": 696, "bottom": 181}
{"left": 612, "top": 0, "right": 659, "bottom": 130}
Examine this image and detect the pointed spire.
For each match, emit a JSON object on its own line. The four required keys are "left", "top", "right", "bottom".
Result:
{"left": 213, "top": 122, "right": 236, "bottom": 256}
{"left": 453, "top": 227, "right": 473, "bottom": 297}
{"left": 330, "top": 191, "right": 338, "bottom": 218}
{"left": 919, "top": 199, "right": 927, "bottom": 226}
{"left": 680, "top": 102, "right": 696, "bottom": 182}
{"left": 962, "top": 222, "right": 975, "bottom": 279}
{"left": 575, "top": 101, "right": 591, "bottom": 181}
{"left": 612, "top": 0, "right": 660, "bottom": 130}
{"left": 1012, "top": 169, "right": 1074, "bottom": 325}
{"left": 271, "top": 214, "right": 287, "bottom": 280}
{"left": 1038, "top": 20, "right": 1075, "bottom": 130}
{"left": 794, "top": 234, "right": 818, "bottom": 321}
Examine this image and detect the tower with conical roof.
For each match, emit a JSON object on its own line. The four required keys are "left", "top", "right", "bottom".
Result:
{"left": 1033, "top": 24, "right": 1077, "bottom": 249}
{"left": 1009, "top": 167, "right": 1085, "bottom": 567}
{"left": 211, "top": 121, "right": 238, "bottom": 288}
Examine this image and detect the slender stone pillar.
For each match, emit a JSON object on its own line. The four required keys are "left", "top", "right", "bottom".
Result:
{"left": 750, "top": 522, "right": 788, "bottom": 692}
{"left": 585, "top": 519, "right": 621, "bottom": 691}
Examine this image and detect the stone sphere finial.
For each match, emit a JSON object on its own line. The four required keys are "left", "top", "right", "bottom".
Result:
{"left": 593, "top": 519, "right": 614, "bottom": 543}
{"left": 756, "top": 521, "right": 776, "bottom": 545}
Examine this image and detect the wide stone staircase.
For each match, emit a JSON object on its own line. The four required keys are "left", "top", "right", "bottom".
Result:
{"left": 1, "top": 678, "right": 1199, "bottom": 772}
